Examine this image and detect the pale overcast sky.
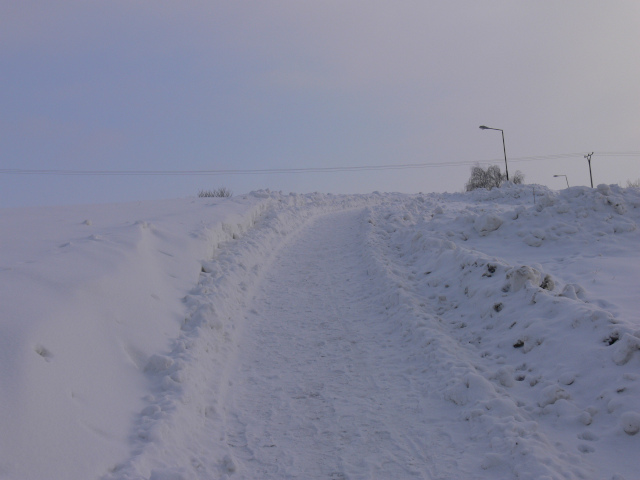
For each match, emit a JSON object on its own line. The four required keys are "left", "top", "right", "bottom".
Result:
{"left": 1, "top": 1, "right": 639, "bottom": 206}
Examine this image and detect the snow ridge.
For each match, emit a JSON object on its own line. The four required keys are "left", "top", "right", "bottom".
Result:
{"left": 361, "top": 185, "right": 640, "bottom": 479}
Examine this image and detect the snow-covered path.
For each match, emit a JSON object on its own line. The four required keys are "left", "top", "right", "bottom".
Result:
{"left": 221, "top": 209, "right": 460, "bottom": 479}
{"left": 2, "top": 186, "right": 638, "bottom": 479}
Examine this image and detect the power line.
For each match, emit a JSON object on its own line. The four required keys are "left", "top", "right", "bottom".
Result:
{"left": 0, "top": 158, "right": 509, "bottom": 175}
{"left": 1, "top": 152, "right": 637, "bottom": 176}
{"left": 594, "top": 152, "right": 640, "bottom": 157}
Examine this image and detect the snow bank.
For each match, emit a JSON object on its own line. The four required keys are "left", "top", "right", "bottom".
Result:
{"left": 361, "top": 184, "right": 640, "bottom": 479}
{"left": 0, "top": 195, "right": 269, "bottom": 480}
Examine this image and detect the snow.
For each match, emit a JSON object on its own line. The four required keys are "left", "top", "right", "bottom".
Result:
{"left": 0, "top": 185, "right": 638, "bottom": 479}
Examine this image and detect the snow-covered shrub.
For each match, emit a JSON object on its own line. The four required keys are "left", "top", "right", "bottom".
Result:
{"left": 198, "top": 187, "right": 233, "bottom": 198}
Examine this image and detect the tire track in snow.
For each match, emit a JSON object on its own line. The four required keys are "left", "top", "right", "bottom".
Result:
{"left": 220, "top": 209, "right": 461, "bottom": 479}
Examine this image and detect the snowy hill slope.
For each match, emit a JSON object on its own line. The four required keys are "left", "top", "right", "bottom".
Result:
{"left": 0, "top": 196, "right": 270, "bottom": 479}
{"left": 362, "top": 184, "right": 640, "bottom": 479}
{"left": 0, "top": 186, "right": 638, "bottom": 479}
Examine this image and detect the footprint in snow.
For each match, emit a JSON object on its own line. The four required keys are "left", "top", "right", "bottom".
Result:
{"left": 578, "top": 444, "right": 595, "bottom": 453}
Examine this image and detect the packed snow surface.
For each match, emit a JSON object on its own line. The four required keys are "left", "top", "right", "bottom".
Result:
{"left": 1, "top": 185, "right": 639, "bottom": 479}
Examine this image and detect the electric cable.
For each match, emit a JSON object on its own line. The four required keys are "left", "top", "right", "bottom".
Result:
{"left": 1, "top": 152, "right": 637, "bottom": 176}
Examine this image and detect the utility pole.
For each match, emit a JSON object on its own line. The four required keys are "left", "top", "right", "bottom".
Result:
{"left": 584, "top": 152, "right": 594, "bottom": 188}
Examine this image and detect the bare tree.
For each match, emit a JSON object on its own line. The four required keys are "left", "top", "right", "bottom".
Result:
{"left": 465, "top": 165, "right": 504, "bottom": 191}
{"left": 465, "top": 165, "right": 524, "bottom": 191}
{"left": 511, "top": 170, "right": 525, "bottom": 185}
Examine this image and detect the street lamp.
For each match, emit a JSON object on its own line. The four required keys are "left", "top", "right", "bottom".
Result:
{"left": 479, "top": 125, "right": 509, "bottom": 181}
{"left": 554, "top": 174, "right": 569, "bottom": 188}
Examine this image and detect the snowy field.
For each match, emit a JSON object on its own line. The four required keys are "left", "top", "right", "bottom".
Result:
{"left": 0, "top": 185, "right": 639, "bottom": 480}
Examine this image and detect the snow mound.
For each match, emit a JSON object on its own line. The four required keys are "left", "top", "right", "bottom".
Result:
{"left": 361, "top": 184, "right": 640, "bottom": 479}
